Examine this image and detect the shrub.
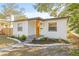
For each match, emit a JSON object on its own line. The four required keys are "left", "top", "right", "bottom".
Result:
{"left": 76, "top": 28, "right": 79, "bottom": 34}
{"left": 70, "top": 49, "right": 79, "bottom": 56}
{"left": 18, "top": 35, "right": 27, "bottom": 42}
{"left": 40, "top": 37, "right": 46, "bottom": 41}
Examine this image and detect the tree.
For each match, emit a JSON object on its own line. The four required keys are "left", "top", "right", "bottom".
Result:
{"left": 15, "top": 15, "right": 27, "bottom": 20}
{"left": 59, "top": 4, "right": 79, "bottom": 31}
{"left": 34, "top": 3, "right": 66, "bottom": 17}
{"left": 0, "top": 3, "right": 27, "bottom": 20}
{"left": 34, "top": 3, "right": 79, "bottom": 32}
{"left": 0, "top": 13, "right": 6, "bottom": 19}
{"left": 34, "top": 3, "right": 53, "bottom": 12}
{"left": 0, "top": 3, "right": 27, "bottom": 28}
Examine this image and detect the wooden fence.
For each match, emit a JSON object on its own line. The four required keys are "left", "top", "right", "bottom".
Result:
{"left": 0, "top": 28, "right": 13, "bottom": 36}
{"left": 68, "top": 31, "right": 79, "bottom": 48}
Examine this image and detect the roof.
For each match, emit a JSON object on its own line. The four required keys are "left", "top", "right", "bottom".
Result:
{"left": 0, "top": 19, "right": 11, "bottom": 22}
{"left": 13, "top": 16, "right": 69, "bottom": 22}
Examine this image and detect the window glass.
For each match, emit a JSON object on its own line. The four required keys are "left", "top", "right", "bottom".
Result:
{"left": 17, "top": 23, "right": 22, "bottom": 31}
{"left": 48, "top": 22, "right": 57, "bottom": 31}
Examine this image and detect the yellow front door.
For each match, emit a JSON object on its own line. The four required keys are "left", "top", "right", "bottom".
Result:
{"left": 36, "top": 20, "right": 40, "bottom": 37}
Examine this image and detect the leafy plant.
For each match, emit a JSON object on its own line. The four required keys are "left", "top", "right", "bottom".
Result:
{"left": 40, "top": 37, "right": 46, "bottom": 41}
{"left": 70, "top": 49, "right": 79, "bottom": 56}
{"left": 35, "top": 3, "right": 79, "bottom": 32}
{"left": 75, "top": 28, "right": 79, "bottom": 34}
{"left": 18, "top": 35, "right": 27, "bottom": 42}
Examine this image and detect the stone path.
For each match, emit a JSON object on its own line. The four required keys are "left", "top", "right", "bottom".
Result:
{"left": 0, "top": 35, "right": 71, "bottom": 56}
{"left": 0, "top": 43, "right": 71, "bottom": 56}
{"left": 1, "top": 32, "right": 75, "bottom": 56}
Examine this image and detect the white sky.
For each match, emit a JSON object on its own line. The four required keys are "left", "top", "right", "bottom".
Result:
{"left": 25, "top": 12, "right": 54, "bottom": 19}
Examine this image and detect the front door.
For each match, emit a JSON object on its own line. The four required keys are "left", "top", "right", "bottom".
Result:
{"left": 36, "top": 20, "right": 40, "bottom": 37}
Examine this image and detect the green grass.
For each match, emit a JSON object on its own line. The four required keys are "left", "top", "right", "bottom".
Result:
{"left": 70, "top": 49, "right": 79, "bottom": 56}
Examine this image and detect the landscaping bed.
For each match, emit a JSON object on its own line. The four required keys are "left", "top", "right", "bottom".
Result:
{"left": 30, "top": 37, "right": 70, "bottom": 44}
{"left": 10, "top": 35, "right": 27, "bottom": 42}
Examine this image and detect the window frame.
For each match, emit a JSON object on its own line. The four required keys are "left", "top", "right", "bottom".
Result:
{"left": 48, "top": 22, "right": 57, "bottom": 31}
{"left": 17, "top": 23, "right": 23, "bottom": 31}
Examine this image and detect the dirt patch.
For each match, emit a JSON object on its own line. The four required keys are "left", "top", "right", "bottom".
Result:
{"left": 0, "top": 35, "right": 18, "bottom": 48}
{"left": 0, "top": 45, "right": 70, "bottom": 56}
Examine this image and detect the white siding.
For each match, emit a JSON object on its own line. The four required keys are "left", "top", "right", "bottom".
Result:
{"left": 28, "top": 20, "right": 36, "bottom": 36}
{"left": 13, "top": 21, "right": 28, "bottom": 37}
{"left": 13, "top": 18, "right": 67, "bottom": 39}
{"left": 41, "top": 19, "right": 67, "bottom": 39}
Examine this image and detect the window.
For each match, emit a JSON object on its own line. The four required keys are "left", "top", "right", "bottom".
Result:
{"left": 48, "top": 22, "right": 57, "bottom": 31}
{"left": 40, "top": 21, "right": 44, "bottom": 29}
{"left": 17, "top": 23, "right": 23, "bottom": 31}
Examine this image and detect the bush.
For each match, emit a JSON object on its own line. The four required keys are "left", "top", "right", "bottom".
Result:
{"left": 76, "top": 28, "right": 79, "bottom": 34}
{"left": 18, "top": 35, "right": 27, "bottom": 42}
{"left": 70, "top": 49, "right": 79, "bottom": 56}
{"left": 39, "top": 37, "right": 49, "bottom": 41}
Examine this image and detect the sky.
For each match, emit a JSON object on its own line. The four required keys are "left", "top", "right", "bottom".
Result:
{"left": 0, "top": 3, "right": 53, "bottom": 18}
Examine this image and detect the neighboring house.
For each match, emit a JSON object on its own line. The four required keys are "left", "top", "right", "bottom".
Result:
{"left": 13, "top": 17, "right": 69, "bottom": 39}
{"left": 0, "top": 19, "right": 12, "bottom": 35}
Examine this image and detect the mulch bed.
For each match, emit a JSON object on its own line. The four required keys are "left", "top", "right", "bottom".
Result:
{"left": 30, "top": 38, "right": 69, "bottom": 44}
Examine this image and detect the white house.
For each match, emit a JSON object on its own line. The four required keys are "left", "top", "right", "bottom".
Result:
{"left": 13, "top": 17, "right": 69, "bottom": 40}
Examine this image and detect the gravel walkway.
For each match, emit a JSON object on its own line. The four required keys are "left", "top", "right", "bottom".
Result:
{"left": 0, "top": 43, "right": 71, "bottom": 56}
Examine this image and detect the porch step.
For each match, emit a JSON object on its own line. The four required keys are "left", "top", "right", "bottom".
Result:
{"left": 24, "top": 35, "right": 45, "bottom": 43}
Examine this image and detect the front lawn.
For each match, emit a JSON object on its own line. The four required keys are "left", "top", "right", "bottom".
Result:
{"left": 0, "top": 35, "right": 18, "bottom": 48}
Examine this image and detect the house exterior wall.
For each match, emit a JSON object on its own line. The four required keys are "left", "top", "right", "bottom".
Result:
{"left": 13, "top": 21, "right": 28, "bottom": 37}
{"left": 40, "top": 19, "right": 67, "bottom": 39}
{"left": 28, "top": 20, "right": 36, "bottom": 36}
{"left": 13, "top": 18, "right": 68, "bottom": 39}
